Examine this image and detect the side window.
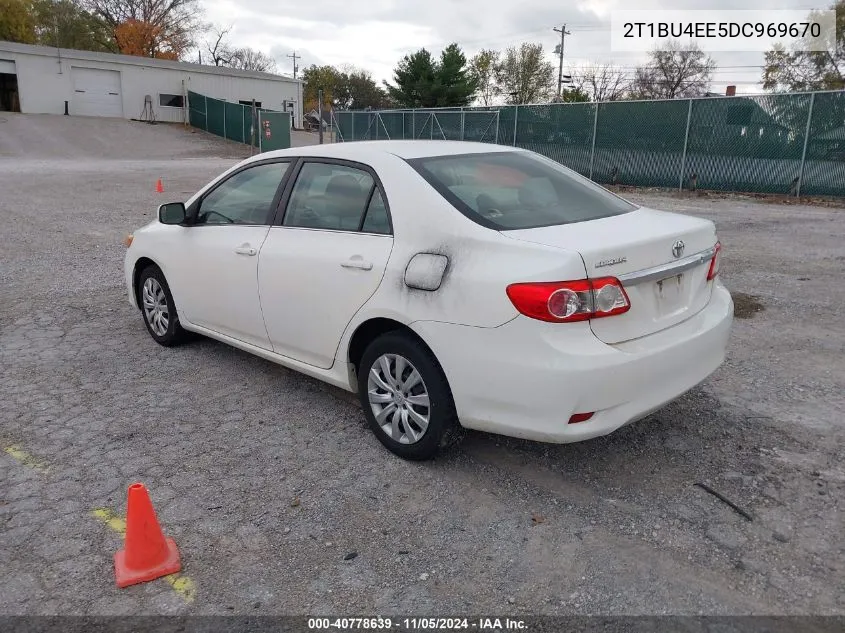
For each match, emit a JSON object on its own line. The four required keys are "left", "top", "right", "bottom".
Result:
{"left": 283, "top": 162, "right": 375, "bottom": 231}
{"left": 361, "top": 189, "right": 391, "bottom": 234}
{"left": 196, "top": 162, "right": 289, "bottom": 225}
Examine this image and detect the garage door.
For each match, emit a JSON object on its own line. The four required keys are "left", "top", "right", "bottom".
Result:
{"left": 71, "top": 67, "right": 123, "bottom": 118}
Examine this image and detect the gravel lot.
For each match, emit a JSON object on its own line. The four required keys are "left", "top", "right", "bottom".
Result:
{"left": 1, "top": 113, "right": 843, "bottom": 616}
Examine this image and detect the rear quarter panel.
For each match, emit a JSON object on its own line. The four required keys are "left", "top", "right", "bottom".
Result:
{"left": 344, "top": 153, "right": 589, "bottom": 331}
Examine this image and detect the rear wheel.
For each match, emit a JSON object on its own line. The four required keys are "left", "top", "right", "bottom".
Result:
{"left": 358, "top": 332, "right": 460, "bottom": 460}
{"left": 137, "top": 265, "right": 188, "bottom": 346}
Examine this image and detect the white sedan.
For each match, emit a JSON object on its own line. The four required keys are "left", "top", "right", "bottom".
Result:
{"left": 124, "top": 141, "right": 733, "bottom": 460}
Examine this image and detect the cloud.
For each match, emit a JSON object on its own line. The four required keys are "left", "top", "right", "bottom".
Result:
{"left": 201, "top": 0, "right": 813, "bottom": 90}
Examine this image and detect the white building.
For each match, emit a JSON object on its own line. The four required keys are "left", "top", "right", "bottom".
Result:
{"left": 0, "top": 41, "right": 303, "bottom": 127}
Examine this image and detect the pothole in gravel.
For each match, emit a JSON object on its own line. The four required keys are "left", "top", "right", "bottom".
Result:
{"left": 733, "top": 292, "right": 765, "bottom": 319}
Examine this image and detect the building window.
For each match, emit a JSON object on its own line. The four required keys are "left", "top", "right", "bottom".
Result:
{"left": 159, "top": 94, "right": 184, "bottom": 108}
{"left": 239, "top": 100, "right": 262, "bottom": 108}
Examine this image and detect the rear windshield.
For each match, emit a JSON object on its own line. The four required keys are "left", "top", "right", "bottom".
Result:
{"left": 407, "top": 151, "right": 636, "bottom": 230}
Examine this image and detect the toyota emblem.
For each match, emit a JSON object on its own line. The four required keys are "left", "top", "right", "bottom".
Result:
{"left": 672, "top": 240, "right": 685, "bottom": 258}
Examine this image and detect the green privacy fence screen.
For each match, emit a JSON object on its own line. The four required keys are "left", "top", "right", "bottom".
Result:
{"left": 188, "top": 91, "right": 291, "bottom": 152}
{"left": 332, "top": 90, "right": 845, "bottom": 197}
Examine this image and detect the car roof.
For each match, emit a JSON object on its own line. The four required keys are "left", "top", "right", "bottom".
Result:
{"left": 257, "top": 140, "right": 522, "bottom": 162}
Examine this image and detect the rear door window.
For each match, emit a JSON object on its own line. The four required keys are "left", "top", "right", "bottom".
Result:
{"left": 360, "top": 189, "right": 391, "bottom": 234}
{"left": 408, "top": 151, "right": 636, "bottom": 230}
{"left": 283, "top": 162, "right": 380, "bottom": 232}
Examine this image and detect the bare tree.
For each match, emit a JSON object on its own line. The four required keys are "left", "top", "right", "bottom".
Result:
{"left": 205, "top": 24, "right": 233, "bottom": 66}
{"left": 629, "top": 41, "right": 715, "bottom": 99}
{"left": 200, "top": 25, "right": 276, "bottom": 72}
{"left": 496, "top": 42, "right": 555, "bottom": 104}
{"left": 573, "top": 63, "right": 628, "bottom": 102}
{"left": 229, "top": 47, "right": 277, "bottom": 73}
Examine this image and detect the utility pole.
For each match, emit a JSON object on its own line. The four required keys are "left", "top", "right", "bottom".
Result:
{"left": 318, "top": 89, "right": 324, "bottom": 145}
{"left": 553, "top": 24, "right": 571, "bottom": 98}
{"left": 287, "top": 51, "right": 301, "bottom": 78}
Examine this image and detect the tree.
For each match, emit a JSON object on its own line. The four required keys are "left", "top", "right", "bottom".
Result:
{"left": 433, "top": 43, "right": 477, "bottom": 106}
{"left": 202, "top": 26, "right": 276, "bottom": 72}
{"left": 629, "top": 41, "right": 715, "bottom": 99}
{"left": 762, "top": 1, "right": 844, "bottom": 91}
{"left": 113, "top": 18, "right": 181, "bottom": 58}
{"left": 303, "top": 65, "right": 388, "bottom": 111}
{"left": 469, "top": 49, "right": 500, "bottom": 106}
{"left": 496, "top": 42, "right": 555, "bottom": 104}
{"left": 385, "top": 48, "right": 438, "bottom": 108}
{"left": 385, "top": 44, "right": 476, "bottom": 108}
{"left": 0, "top": 0, "right": 114, "bottom": 51}
{"left": 302, "top": 64, "right": 343, "bottom": 111}
{"left": 553, "top": 87, "right": 591, "bottom": 103}
{"left": 205, "top": 24, "right": 233, "bottom": 66}
{"left": 32, "top": 0, "right": 115, "bottom": 51}
{"left": 82, "top": 0, "right": 203, "bottom": 60}
{"left": 0, "top": 0, "right": 37, "bottom": 43}
{"left": 228, "top": 48, "right": 276, "bottom": 73}
{"left": 573, "top": 62, "right": 628, "bottom": 102}
{"left": 336, "top": 69, "right": 388, "bottom": 110}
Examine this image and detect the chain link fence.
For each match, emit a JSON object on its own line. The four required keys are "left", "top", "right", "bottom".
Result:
{"left": 333, "top": 91, "right": 845, "bottom": 197}
{"left": 187, "top": 91, "right": 291, "bottom": 152}
{"left": 333, "top": 110, "right": 500, "bottom": 143}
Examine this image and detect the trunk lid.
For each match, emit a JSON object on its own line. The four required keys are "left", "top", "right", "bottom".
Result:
{"left": 503, "top": 207, "right": 718, "bottom": 344}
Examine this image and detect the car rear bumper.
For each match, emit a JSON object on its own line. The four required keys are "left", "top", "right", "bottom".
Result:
{"left": 410, "top": 282, "right": 733, "bottom": 443}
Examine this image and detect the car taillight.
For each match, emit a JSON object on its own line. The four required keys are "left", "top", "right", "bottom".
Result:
{"left": 506, "top": 277, "right": 630, "bottom": 323}
{"left": 707, "top": 241, "right": 722, "bottom": 281}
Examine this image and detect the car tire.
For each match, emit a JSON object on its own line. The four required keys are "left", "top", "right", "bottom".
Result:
{"left": 137, "top": 265, "right": 189, "bottom": 347}
{"left": 357, "top": 331, "right": 461, "bottom": 460}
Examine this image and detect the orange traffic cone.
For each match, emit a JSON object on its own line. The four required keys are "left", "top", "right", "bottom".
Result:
{"left": 114, "top": 483, "right": 181, "bottom": 588}
{"left": 155, "top": 178, "right": 164, "bottom": 193}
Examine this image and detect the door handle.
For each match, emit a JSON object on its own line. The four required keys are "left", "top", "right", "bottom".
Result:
{"left": 234, "top": 244, "right": 257, "bottom": 256}
{"left": 341, "top": 258, "right": 373, "bottom": 271}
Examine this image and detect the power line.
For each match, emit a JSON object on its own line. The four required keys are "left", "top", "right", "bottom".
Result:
{"left": 439, "top": 28, "right": 550, "bottom": 48}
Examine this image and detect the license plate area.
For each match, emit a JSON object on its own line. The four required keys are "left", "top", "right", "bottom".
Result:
{"left": 655, "top": 273, "right": 685, "bottom": 316}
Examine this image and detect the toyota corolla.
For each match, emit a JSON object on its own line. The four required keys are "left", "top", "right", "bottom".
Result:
{"left": 123, "top": 141, "right": 733, "bottom": 460}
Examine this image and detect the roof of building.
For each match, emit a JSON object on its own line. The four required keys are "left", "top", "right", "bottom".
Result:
{"left": 0, "top": 40, "right": 301, "bottom": 84}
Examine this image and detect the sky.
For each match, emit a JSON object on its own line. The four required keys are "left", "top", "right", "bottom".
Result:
{"left": 201, "top": 0, "right": 828, "bottom": 96}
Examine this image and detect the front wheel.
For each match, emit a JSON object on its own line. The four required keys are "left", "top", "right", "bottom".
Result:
{"left": 137, "top": 265, "right": 189, "bottom": 347}
{"left": 357, "top": 332, "right": 461, "bottom": 460}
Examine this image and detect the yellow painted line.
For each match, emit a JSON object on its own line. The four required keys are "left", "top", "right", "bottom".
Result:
{"left": 3, "top": 445, "right": 50, "bottom": 473}
{"left": 91, "top": 508, "right": 126, "bottom": 535}
{"left": 163, "top": 574, "right": 197, "bottom": 602}
{"left": 91, "top": 507, "right": 196, "bottom": 603}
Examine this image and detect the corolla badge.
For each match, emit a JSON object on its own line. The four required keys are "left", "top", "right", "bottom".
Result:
{"left": 672, "top": 240, "right": 685, "bottom": 258}
{"left": 595, "top": 256, "right": 627, "bottom": 269}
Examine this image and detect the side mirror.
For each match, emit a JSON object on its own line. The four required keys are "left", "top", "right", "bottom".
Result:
{"left": 158, "top": 202, "right": 186, "bottom": 225}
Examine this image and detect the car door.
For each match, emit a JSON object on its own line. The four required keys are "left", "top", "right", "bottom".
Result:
{"left": 172, "top": 160, "right": 292, "bottom": 350}
{"left": 257, "top": 159, "right": 394, "bottom": 369}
